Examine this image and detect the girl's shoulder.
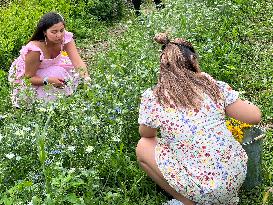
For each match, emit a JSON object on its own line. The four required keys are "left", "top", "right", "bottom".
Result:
{"left": 19, "top": 41, "right": 45, "bottom": 61}
{"left": 64, "top": 30, "right": 74, "bottom": 44}
{"left": 141, "top": 88, "right": 156, "bottom": 99}
{"left": 27, "top": 41, "right": 46, "bottom": 51}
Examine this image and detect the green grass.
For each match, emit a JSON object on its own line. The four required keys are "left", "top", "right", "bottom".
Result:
{"left": 0, "top": 0, "right": 272, "bottom": 204}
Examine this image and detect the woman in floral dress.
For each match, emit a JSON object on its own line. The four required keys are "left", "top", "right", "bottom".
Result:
{"left": 136, "top": 33, "right": 261, "bottom": 205}
{"left": 8, "top": 12, "right": 90, "bottom": 107}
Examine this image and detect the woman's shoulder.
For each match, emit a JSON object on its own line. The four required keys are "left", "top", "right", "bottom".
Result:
{"left": 64, "top": 30, "right": 74, "bottom": 44}
{"left": 19, "top": 41, "right": 45, "bottom": 60}
{"left": 24, "top": 41, "right": 44, "bottom": 51}
{"left": 141, "top": 88, "right": 155, "bottom": 99}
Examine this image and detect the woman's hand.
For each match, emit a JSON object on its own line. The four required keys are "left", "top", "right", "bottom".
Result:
{"left": 83, "top": 76, "right": 91, "bottom": 84}
{"left": 48, "top": 77, "right": 66, "bottom": 88}
{"left": 65, "top": 40, "right": 88, "bottom": 74}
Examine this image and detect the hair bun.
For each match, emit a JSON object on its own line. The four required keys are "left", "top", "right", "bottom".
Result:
{"left": 154, "top": 33, "right": 170, "bottom": 45}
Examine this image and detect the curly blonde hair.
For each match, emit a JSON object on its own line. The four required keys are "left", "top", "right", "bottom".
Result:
{"left": 153, "top": 33, "right": 222, "bottom": 110}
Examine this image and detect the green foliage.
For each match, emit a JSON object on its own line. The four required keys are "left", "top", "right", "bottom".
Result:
{"left": 0, "top": 0, "right": 13, "bottom": 8}
{"left": 0, "top": 0, "right": 272, "bottom": 204}
{"left": 0, "top": 70, "right": 10, "bottom": 111}
{"left": 84, "top": 0, "right": 126, "bottom": 21}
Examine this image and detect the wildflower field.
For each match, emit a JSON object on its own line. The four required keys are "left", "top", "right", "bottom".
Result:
{"left": 0, "top": 0, "right": 272, "bottom": 204}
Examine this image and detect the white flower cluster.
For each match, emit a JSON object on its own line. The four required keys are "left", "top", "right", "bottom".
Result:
{"left": 5, "top": 153, "right": 21, "bottom": 161}
{"left": 85, "top": 145, "right": 94, "bottom": 153}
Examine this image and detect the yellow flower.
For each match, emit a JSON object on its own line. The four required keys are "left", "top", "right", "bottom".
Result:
{"left": 227, "top": 125, "right": 233, "bottom": 131}
{"left": 226, "top": 121, "right": 231, "bottom": 126}
{"left": 61, "top": 51, "right": 68, "bottom": 56}
{"left": 226, "top": 118, "right": 252, "bottom": 143}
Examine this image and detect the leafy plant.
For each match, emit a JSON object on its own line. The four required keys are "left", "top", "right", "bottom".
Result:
{"left": 0, "top": 0, "right": 272, "bottom": 204}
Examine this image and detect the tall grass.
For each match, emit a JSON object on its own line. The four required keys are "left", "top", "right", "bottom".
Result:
{"left": 0, "top": 0, "right": 272, "bottom": 204}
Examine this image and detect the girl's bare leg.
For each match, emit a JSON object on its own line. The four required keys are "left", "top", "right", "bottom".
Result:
{"left": 136, "top": 137, "right": 196, "bottom": 205}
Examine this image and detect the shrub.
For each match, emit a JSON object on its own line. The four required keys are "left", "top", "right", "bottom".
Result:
{"left": 84, "top": 0, "right": 126, "bottom": 21}
{"left": 0, "top": 70, "right": 10, "bottom": 111}
{"left": 0, "top": 0, "right": 272, "bottom": 204}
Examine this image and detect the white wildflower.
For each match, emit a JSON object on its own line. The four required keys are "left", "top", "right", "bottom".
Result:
{"left": 23, "top": 127, "right": 31, "bottom": 132}
{"left": 85, "top": 146, "right": 94, "bottom": 153}
{"left": 112, "top": 136, "right": 121, "bottom": 142}
{"left": 56, "top": 161, "right": 62, "bottom": 166}
{"left": 67, "top": 146, "right": 75, "bottom": 152}
{"left": 37, "top": 107, "right": 47, "bottom": 112}
{"left": 16, "top": 156, "right": 22, "bottom": 161}
{"left": 6, "top": 153, "right": 15, "bottom": 159}
{"left": 69, "top": 168, "right": 76, "bottom": 173}
{"left": 15, "top": 130, "right": 24, "bottom": 136}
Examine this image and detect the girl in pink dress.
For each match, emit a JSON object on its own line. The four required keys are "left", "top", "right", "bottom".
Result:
{"left": 8, "top": 12, "right": 90, "bottom": 107}
{"left": 136, "top": 33, "right": 262, "bottom": 205}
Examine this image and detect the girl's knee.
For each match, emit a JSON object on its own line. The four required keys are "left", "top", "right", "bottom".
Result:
{"left": 136, "top": 138, "right": 145, "bottom": 160}
{"left": 136, "top": 137, "right": 157, "bottom": 161}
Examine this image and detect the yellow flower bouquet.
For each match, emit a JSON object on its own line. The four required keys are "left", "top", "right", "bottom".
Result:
{"left": 226, "top": 118, "right": 264, "bottom": 189}
{"left": 226, "top": 118, "right": 252, "bottom": 143}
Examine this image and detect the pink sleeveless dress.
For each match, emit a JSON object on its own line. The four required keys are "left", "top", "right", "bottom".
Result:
{"left": 8, "top": 31, "right": 80, "bottom": 107}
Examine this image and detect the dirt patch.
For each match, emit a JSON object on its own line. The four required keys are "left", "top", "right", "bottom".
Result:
{"left": 79, "top": 24, "right": 128, "bottom": 62}
{"left": 79, "top": 41, "right": 109, "bottom": 62}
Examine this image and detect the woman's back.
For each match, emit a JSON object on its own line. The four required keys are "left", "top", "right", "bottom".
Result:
{"left": 138, "top": 79, "right": 249, "bottom": 204}
{"left": 139, "top": 74, "right": 240, "bottom": 138}
{"left": 136, "top": 33, "right": 261, "bottom": 205}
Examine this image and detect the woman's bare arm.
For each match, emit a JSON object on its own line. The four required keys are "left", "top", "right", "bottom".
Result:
{"left": 225, "top": 99, "right": 262, "bottom": 124}
{"left": 139, "top": 124, "right": 157, "bottom": 138}
{"left": 24, "top": 51, "right": 64, "bottom": 87}
{"left": 24, "top": 51, "right": 44, "bottom": 85}
{"left": 65, "top": 40, "right": 89, "bottom": 79}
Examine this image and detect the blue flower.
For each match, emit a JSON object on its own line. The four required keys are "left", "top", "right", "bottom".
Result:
{"left": 114, "top": 107, "right": 122, "bottom": 114}
{"left": 45, "top": 159, "right": 52, "bottom": 165}
{"left": 180, "top": 115, "right": 190, "bottom": 124}
{"left": 216, "top": 161, "right": 223, "bottom": 170}
{"left": 50, "top": 150, "right": 61, "bottom": 155}
{"left": 222, "top": 171, "right": 228, "bottom": 180}
{"left": 110, "top": 115, "right": 116, "bottom": 120}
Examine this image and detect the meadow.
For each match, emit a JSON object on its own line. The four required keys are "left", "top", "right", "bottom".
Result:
{"left": 0, "top": 0, "right": 272, "bottom": 204}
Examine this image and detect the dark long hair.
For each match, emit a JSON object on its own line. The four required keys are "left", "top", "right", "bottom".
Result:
{"left": 28, "top": 12, "right": 65, "bottom": 42}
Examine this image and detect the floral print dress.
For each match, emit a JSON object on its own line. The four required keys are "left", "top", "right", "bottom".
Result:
{"left": 138, "top": 76, "right": 248, "bottom": 205}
